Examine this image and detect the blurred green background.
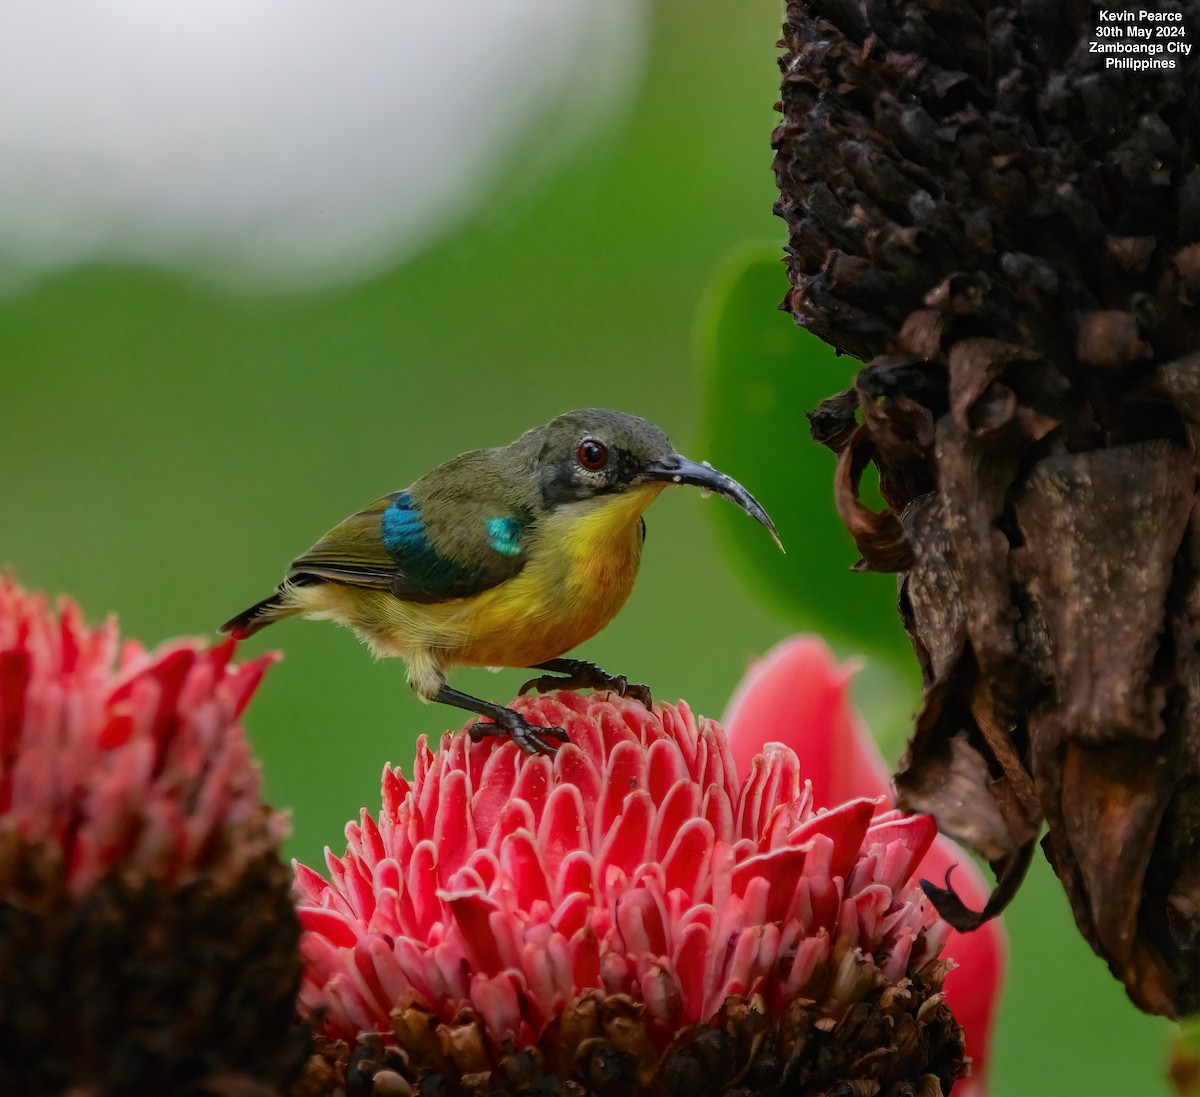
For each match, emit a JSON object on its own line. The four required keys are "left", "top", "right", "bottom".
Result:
{"left": 0, "top": 2, "right": 1173, "bottom": 1093}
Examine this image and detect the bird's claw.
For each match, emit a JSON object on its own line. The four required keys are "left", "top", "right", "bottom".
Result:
{"left": 519, "top": 661, "right": 653, "bottom": 711}
{"left": 468, "top": 711, "right": 569, "bottom": 757}
{"left": 518, "top": 673, "right": 564, "bottom": 696}
{"left": 601, "top": 673, "right": 653, "bottom": 710}
{"left": 620, "top": 680, "right": 654, "bottom": 709}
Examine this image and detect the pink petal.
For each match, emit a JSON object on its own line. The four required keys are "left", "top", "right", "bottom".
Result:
{"left": 596, "top": 739, "right": 647, "bottom": 843}
{"left": 616, "top": 887, "right": 669, "bottom": 959}
{"left": 406, "top": 839, "right": 441, "bottom": 937}
{"left": 555, "top": 848, "right": 595, "bottom": 902}
{"left": 646, "top": 736, "right": 689, "bottom": 804}
{"left": 551, "top": 890, "right": 591, "bottom": 939}
{"left": 552, "top": 742, "right": 601, "bottom": 818}
{"left": 511, "top": 753, "right": 553, "bottom": 828}
{"left": 471, "top": 746, "right": 521, "bottom": 836}
{"left": 660, "top": 817, "right": 715, "bottom": 899}
{"left": 640, "top": 962, "right": 682, "bottom": 1026}
{"left": 569, "top": 926, "right": 602, "bottom": 989}
{"left": 537, "top": 782, "right": 588, "bottom": 892}
{"left": 723, "top": 637, "right": 888, "bottom": 809}
{"left": 300, "top": 906, "right": 361, "bottom": 949}
{"left": 595, "top": 789, "right": 653, "bottom": 885}
{"left": 294, "top": 860, "right": 331, "bottom": 904}
{"left": 382, "top": 764, "right": 410, "bottom": 820}
{"left": 500, "top": 828, "right": 552, "bottom": 911}
{"left": 432, "top": 769, "right": 476, "bottom": 884}
{"left": 673, "top": 920, "right": 710, "bottom": 1021}
{"left": 488, "top": 798, "right": 537, "bottom": 855}
{"left": 860, "top": 813, "right": 938, "bottom": 891}
{"left": 701, "top": 782, "right": 735, "bottom": 844}
{"left": 732, "top": 846, "right": 808, "bottom": 926}
{"left": 446, "top": 892, "right": 504, "bottom": 972}
{"left": 470, "top": 972, "right": 522, "bottom": 1041}
{"left": 789, "top": 798, "right": 877, "bottom": 882}
{"left": 653, "top": 780, "right": 702, "bottom": 863}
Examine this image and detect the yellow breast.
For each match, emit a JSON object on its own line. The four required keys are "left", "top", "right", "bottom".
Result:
{"left": 441, "top": 483, "right": 665, "bottom": 668}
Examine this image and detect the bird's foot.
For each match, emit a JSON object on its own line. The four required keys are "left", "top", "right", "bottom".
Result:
{"left": 520, "top": 658, "right": 653, "bottom": 710}
{"left": 468, "top": 708, "right": 569, "bottom": 757}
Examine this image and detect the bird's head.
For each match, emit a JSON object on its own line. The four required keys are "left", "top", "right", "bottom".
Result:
{"left": 526, "top": 409, "right": 782, "bottom": 549}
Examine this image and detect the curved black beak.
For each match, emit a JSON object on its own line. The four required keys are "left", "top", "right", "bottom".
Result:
{"left": 643, "top": 454, "right": 784, "bottom": 552}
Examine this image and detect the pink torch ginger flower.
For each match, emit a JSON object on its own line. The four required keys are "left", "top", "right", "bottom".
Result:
{"left": 0, "top": 576, "right": 306, "bottom": 1094}
{"left": 0, "top": 579, "right": 280, "bottom": 890}
{"left": 296, "top": 682, "right": 969, "bottom": 1095}
{"left": 724, "top": 637, "right": 1006, "bottom": 1097}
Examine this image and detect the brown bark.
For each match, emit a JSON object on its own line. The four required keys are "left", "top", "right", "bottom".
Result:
{"left": 773, "top": 0, "right": 1200, "bottom": 1015}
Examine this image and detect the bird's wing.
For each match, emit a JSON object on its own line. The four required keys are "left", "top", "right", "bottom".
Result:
{"left": 288, "top": 491, "right": 527, "bottom": 604}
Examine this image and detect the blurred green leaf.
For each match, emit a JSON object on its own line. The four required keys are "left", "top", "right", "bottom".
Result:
{"left": 697, "top": 250, "right": 910, "bottom": 664}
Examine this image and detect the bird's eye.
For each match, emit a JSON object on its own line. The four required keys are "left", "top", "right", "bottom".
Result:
{"left": 577, "top": 439, "right": 609, "bottom": 470}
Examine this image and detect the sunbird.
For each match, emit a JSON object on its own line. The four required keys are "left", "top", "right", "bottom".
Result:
{"left": 221, "top": 409, "right": 780, "bottom": 754}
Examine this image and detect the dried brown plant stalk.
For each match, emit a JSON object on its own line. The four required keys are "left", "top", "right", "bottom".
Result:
{"left": 773, "top": 0, "right": 1200, "bottom": 1016}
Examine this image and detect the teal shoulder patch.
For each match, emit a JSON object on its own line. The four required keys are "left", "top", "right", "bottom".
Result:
{"left": 486, "top": 517, "right": 523, "bottom": 556}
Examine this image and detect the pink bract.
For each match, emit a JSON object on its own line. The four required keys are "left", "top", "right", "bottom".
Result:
{"left": 0, "top": 575, "right": 282, "bottom": 891}
{"left": 724, "top": 636, "right": 1006, "bottom": 1097}
{"left": 295, "top": 689, "right": 954, "bottom": 1052}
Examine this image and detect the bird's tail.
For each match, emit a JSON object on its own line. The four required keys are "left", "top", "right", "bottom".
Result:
{"left": 219, "top": 589, "right": 299, "bottom": 641}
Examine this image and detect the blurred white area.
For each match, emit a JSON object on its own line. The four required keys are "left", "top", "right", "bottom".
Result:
{"left": 0, "top": 1, "right": 645, "bottom": 290}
